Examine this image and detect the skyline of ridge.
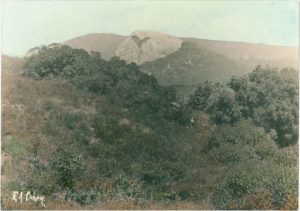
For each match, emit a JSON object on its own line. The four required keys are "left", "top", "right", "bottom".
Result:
{"left": 2, "top": 1, "right": 298, "bottom": 56}
{"left": 3, "top": 29, "right": 299, "bottom": 58}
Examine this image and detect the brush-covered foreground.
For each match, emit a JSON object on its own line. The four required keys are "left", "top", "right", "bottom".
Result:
{"left": 1, "top": 45, "right": 298, "bottom": 210}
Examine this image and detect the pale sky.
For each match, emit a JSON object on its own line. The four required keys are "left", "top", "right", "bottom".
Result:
{"left": 1, "top": 0, "right": 299, "bottom": 56}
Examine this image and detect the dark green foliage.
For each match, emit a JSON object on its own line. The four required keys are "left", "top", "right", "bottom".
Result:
{"left": 213, "top": 159, "right": 298, "bottom": 209}
{"left": 208, "top": 121, "right": 277, "bottom": 164}
{"left": 22, "top": 45, "right": 298, "bottom": 208}
{"left": 24, "top": 45, "right": 190, "bottom": 125}
{"left": 190, "top": 66, "right": 298, "bottom": 146}
{"left": 188, "top": 81, "right": 212, "bottom": 110}
{"left": 189, "top": 82, "right": 242, "bottom": 124}
{"left": 208, "top": 121, "right": 297, "bottom": 209}
{"left": 43, "top": 110, "right": 93, "bottom": 146}
{"left": 208, "top": 118, "right": 297, "bottom": 209}
{"left": 23, "top": 45, "right": 192, "bottom": 201}
{"left": 207, "top": 87, "right": 242, "bottom": 124}
{"left": 92, "top": 113, "right": 186, "bottom": 183}
{"left": 61, "top": 112, "right": 93, "bottom": 145}
{"left": 93, "top": 115, "right": 130, "bottom": 142}
{"left": 237, "top": 67, "right": 298, "bottom": 147}
{"left": 24, "top": 45, "right": 106, "bottom": 79}
{"left": 49, "top": 149, "right": 83, "bottom": 190}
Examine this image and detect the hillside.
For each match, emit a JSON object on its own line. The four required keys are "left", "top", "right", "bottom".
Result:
{"left": 64, "top": 33, "right": 126, "bottom": 60}
{"left": 2, "top": 44, "right": 298, "bottom": 210}
{"left": 141, "top": 42, "right": 245, "bottom": 98}
{"left": 183, "top": 38, "right": 298, "bottom": 70}
{"left": 63, "top": 31, "right": 297, "bottom": 97}
{"left": 2, "top": 52, "right": 223, "bottom": 209}
{"left": 63, "top": 31, "right": 298, "bottom": 71}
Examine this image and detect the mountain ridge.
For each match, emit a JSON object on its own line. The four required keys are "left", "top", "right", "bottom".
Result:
{"left": 63, "top": 30, "right": 297, "bottom": 70}
{"left": 64, "top": 33, "right": 126, "bottom": 60}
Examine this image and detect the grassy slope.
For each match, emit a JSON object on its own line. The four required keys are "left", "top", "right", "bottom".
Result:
{"left": 64, "top": 33, "right": 126, "bottom": 60}
{"left": 1, "top": 55, "right": 224, "bottom": 209}
{"left": 2, "top": 56, "right": 100, "bottom": 206}
{"left": 182, "top": 38, "right": 298, "bottom": 70}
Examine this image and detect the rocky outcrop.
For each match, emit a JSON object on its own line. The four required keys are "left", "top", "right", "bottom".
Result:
{"left": 115, "top": 31, "right": 182, "bottom": 64}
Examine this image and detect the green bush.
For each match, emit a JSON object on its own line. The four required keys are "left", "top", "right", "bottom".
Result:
{"left": 49, "top": 149, "right": 83, "bottom": 190}
{"left": 190, "top": 67, "right": 298, "bottom": 147}
{"left": 213, "top": 159, "right": 297, "bottom": 209}
{"left": 24, "top": 45, "right": 105, "bottom": 79}
{"left": 189, "top": 83, "right": 242, "bottom": 124}
{"left": 207, "top": 121, "right": 277, "bottom": 164}
{"left": 188, "top": 81, "right": 213, "bottom": 110}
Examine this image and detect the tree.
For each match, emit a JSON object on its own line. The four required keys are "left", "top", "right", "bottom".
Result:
{"left": 23, "top": 45, "right": 107, "bottom": 79}
{"left": 188, "top": 81, "right": 212, "bottom": 110}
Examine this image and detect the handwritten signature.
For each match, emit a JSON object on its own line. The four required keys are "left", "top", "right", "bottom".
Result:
{"left": 12, "top": 191, "right": 46, "bottom": 207}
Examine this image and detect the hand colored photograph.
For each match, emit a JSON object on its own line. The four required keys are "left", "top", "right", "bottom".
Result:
{"left": 1, "top": 0, "right": 298, "bottom": 210}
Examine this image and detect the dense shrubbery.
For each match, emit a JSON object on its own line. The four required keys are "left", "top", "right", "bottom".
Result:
{"left": 24, "top": 45, "right": 104, "bottom": 79}
{"left": 189, "top": 66, "right": 298, "bottom": 147}
{"left": 92, "top": 111, "right": 186, "bottom": 182}
{"left": 207, "top": 121, "right": 277, "bottom": 163}
{"left": 189, "top": 66, "right": 298, "bottom": 209}
{"left": 21, "top": 45, "right": 298, "bottom": 209}
{"left": 213, "top": 159, "right": 298, "bottom": 209}
{"left": 24, "top": 45, "right": 190, "bottom": 125}
{"left": 208, "top": 122, "right": 298, "bottom": 209}
{"left": 47, "top": 149, "right": 84, "bottom": 191}
{"left": 22, "top": 45, "right": 192, "bottom": 203}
